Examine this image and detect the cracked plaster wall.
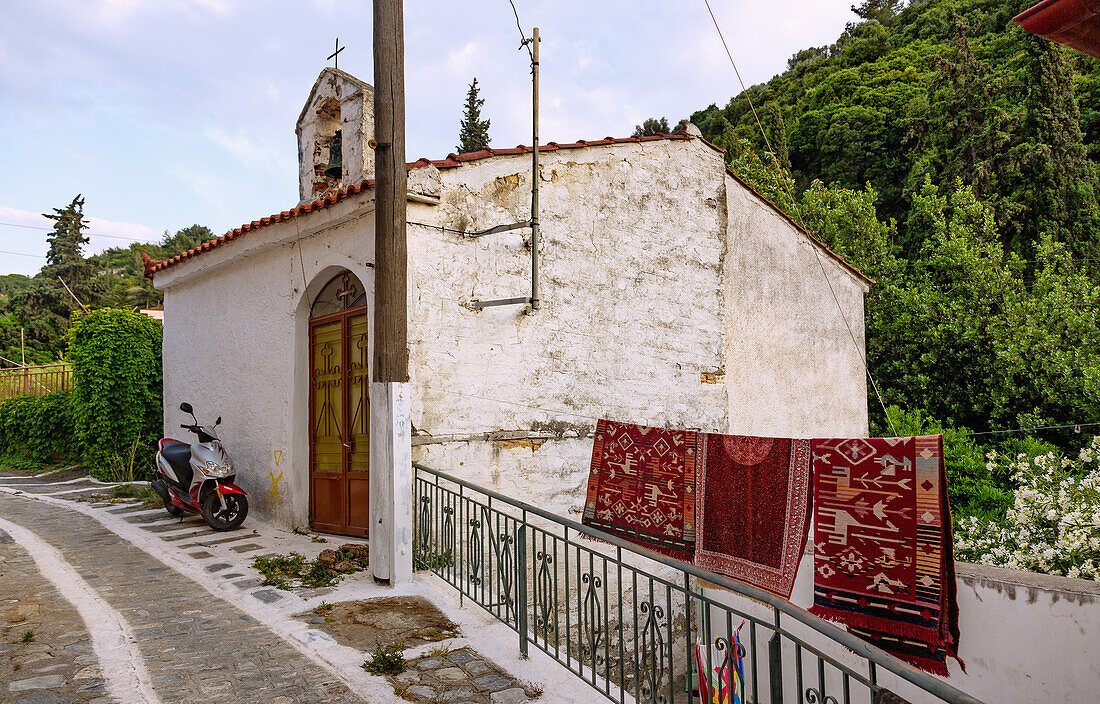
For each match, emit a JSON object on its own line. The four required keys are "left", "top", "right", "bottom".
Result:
{"left": 157, "top": 137, "right": 868, "bottom": 527}
{"left": 409, "top": 137, "right": 869, "bottom": 520}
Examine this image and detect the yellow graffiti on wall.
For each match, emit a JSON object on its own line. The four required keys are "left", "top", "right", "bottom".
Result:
{"left": 269, "top": 470, "right": 283, "bottom": 503}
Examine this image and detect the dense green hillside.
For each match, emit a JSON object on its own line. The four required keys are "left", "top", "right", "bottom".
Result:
{"left": 692, "top": 0, "right": 1099, "bottom": 260}
{"left": 687, "top": 0, "right": 1100, "bottom": 521}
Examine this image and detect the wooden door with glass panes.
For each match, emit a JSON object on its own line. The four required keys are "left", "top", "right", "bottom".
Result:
{"left": 308, "top": 271, "right": 369, "bottom": 537}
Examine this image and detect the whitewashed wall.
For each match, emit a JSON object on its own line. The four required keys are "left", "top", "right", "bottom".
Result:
{"left": 157, "top": 135, "right": 869, "bottom": 524}
{"left": 410, "top": 138, "right": 870, "bottom": 518}
{"left": 157, "top": 192, "right": 377, "bottom": 526}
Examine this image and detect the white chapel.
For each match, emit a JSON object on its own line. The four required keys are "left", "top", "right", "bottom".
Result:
{"left": 146, "top": 67, "right": 871, "bottom": 535}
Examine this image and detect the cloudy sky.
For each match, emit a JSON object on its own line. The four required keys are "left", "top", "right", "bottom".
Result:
{"left": 0, "top": 0, "right": 856, "bottom": 275}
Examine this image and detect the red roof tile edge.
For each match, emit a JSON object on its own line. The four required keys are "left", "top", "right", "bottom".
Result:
{"left": 143, "top": 129, "right": 868, "bottom": 285}
{"left": 144, "top": 179, "right": 376, "bottom": 277}
{"left": 1013, "top": 0, "right": 1100, "bottom": 58}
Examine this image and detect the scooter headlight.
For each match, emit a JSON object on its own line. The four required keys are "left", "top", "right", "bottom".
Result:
{"left": 205, "top": 460, "right": 233, "bottom": 478}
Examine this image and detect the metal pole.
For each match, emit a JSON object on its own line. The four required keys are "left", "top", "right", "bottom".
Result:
{"left": 529, "top": 27, "right": 540, "bottom": 311}
{"left": 517, "top": 521, "right": 529, "bottom": 659}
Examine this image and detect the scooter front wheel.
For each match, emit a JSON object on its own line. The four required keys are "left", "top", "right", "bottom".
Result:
{"left": 201, "top": 492, "right": 248, "bottom": 531}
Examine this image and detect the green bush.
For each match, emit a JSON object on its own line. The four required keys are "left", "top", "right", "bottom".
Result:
{"left": 67, "top": 309, "right": 161, "bottom": 477}
{"left": 0, "top": 391, "right": 76, "bottom": 462}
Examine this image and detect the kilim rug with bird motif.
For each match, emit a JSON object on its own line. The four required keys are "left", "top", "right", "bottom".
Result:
{"left": 810, "top": 435, "right": 962, "bottom": 675}
{"left": 583, "top": 419, "right": 700, "bottom": 562}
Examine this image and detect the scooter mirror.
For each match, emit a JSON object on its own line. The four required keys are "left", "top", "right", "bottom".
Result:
{"left": 179, "top": 402, "right": 193, "bottom": 414}
{"left": 215, "top": 417, "right": 222, "bottom": 426}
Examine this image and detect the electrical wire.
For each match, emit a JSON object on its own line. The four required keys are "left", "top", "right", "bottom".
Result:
{"left": 0, "top": 220, "right": 155, "bottom": 243}
{"left": 702, "top": 0, "right": 900, "bottom": 434}
{"left": 407, "top": 220, "right": 475, "bottom": 236}
{"left": 508, "top": 0, "right": 534, "bottom": 58}
{"left": 0, "top": 249, "right": 46, "bottom": 259}
{"left": 947, "top": 422, "right": 1100, "bottom": 438}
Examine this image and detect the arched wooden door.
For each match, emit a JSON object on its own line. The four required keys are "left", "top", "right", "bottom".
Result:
{"left": 308, "top": 271, "right": 370, "bottom": 537}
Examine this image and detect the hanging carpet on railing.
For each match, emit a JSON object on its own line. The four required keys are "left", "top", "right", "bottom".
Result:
{"left": 809, "top": 435, "right": 963, "bottom": 676}
{"left": 582, "top": 419, "right": 700, "bottom": 562}
{"left": 695, "top": 434, "right": 812, "bottom": 599}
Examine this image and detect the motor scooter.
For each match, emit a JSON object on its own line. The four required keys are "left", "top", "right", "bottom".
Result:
{"left": 151, "top": 402, "right": 249, "bottom": 531}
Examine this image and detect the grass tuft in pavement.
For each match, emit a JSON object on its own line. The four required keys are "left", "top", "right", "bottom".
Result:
{"left": 363, "top": 640, "right": 405, "bottom": 676}
{"left": 77, "top": 482, "right": 162, "bottom": 508}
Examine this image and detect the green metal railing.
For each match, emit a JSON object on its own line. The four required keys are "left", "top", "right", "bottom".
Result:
{"left": 413, "top": 462, "right": 984, "bottom": 704}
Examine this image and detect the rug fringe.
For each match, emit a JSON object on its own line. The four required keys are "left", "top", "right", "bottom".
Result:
{"left": 895, "top": 653, "right": 951, "bottom": 677}
{"left": 809, "top": 606, "right": 942, "bottom": 646}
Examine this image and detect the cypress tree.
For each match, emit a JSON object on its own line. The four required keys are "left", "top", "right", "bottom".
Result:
{"left": 20, "top": 195, "right": 96, "bottom": 357}
{"left": 1005, "top": 35, "right": 1099, "bottom": 261}
{"left": 457, "top": 78, "right": 491, "bottom": 153}
{"left": 42, "top": 194, "right": 92, "bottom": 291}
{"left": 762, "top": 103, "right": 790, "bottom": 170}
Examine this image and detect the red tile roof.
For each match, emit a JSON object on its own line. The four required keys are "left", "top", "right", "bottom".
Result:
{"left": 143, "top": 179, "right": 375, "bottom": 276}
{"left": 143, "top": 129, "right": 868, "bottom": 284}
{"left": 1015, "top": 0, "right": 1100, "bottom": 59}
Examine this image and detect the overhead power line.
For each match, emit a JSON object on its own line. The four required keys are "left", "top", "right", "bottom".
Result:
{"left": 0, "top": 220, "right": 156, "bottom": 243}
{"left": 701, "top": 0, "right": 899, "bottom": 435}
{"left": 948, "top": 421, "right": 1100, "bottom": 438}
{"left": 0, "top": 249, "right": 46, "bottom": 259}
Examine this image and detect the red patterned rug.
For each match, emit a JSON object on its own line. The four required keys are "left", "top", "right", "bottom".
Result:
{"left": 695, "top": 434, "right": 812, "bottom": 599}
{"left": 583, "top": 419, "right": 699, "bottom": 562}
{"left": 810, "top": 436, "right": 962, "bottom": 675}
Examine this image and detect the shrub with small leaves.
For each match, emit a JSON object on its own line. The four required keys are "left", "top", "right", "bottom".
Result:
{"left": 955, "top": 437, "right": 1100, "bottom": 580}
{"left": 0, "top": 390, "right": 76, "bottom": 462}
{"left": 363, "top": 641, "right": 406, "bottom": 675}
{"left": 68, "top": 308, "right": 162, "bottom": 477}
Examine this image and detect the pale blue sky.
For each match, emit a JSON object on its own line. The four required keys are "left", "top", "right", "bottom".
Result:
{"left": 0, "top": 0, "right": 855, "bottom": 275}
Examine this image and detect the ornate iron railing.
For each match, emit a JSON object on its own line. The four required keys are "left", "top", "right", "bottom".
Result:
{"left": 414, "top": 462, "right": 984, "bottom": 704}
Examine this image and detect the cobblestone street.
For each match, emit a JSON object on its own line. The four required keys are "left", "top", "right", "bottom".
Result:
{"left": 0, "top": 472, "right": 590, "bottom": 704}
{"left": 0, "top": 489, "right": 368, "bottom": 704}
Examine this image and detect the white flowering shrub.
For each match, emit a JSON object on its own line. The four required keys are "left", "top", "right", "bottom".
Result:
{"left": 954, "top": 436, "right": 1100, "bottom": 581}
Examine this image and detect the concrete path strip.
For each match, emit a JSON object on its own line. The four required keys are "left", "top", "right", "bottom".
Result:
{"left": 0, "top": 517, "right": 163, "bottom": 704}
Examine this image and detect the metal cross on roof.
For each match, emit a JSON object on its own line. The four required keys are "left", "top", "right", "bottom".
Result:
{"left": 327, "top": 38, "right": 345, "bottom": 70}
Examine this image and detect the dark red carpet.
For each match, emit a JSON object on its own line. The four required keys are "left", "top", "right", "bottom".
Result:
{"left": 695, "top": 434, "right": 812, "bottom": 599}
{"left": 810, "top": 435, "right": 962, "bottom": 675}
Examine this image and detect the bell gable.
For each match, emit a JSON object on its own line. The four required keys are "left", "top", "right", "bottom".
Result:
{"left": 295, "top": 68, "right": 375, "bottom": 204}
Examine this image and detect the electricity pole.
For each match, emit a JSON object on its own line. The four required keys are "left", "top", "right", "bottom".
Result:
{"left": 370, "top": 0, "right": 412, "bottom": 586}
{"left": 373, "top": 0, "right": 407, "bottom": 381}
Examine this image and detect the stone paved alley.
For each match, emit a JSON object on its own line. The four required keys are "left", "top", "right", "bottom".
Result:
{"left": 0, "top": 472, "right": 588, "bottom": 704}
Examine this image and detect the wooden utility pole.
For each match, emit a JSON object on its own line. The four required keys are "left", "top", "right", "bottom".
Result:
{"left": 370, "top": 0, "right": 412, "bottom": 587}
{"left": 373, "top": 0, "right": 408, "bottom": 383}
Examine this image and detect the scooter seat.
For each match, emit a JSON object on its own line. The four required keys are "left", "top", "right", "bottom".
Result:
{"left": 161, "top": 441, "right": 193, "bottom": 485}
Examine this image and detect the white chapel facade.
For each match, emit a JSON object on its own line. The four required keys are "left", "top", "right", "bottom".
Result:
{"left": 147, "top": 68, "right": 871, "bottom": 534}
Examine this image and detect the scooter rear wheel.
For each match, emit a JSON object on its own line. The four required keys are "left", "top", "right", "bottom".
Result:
{"left": 164, "top": 495, "right": 184, "bottom": 518}
{"left": 201, "top": 492, "right": 248, "bottom": 532}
